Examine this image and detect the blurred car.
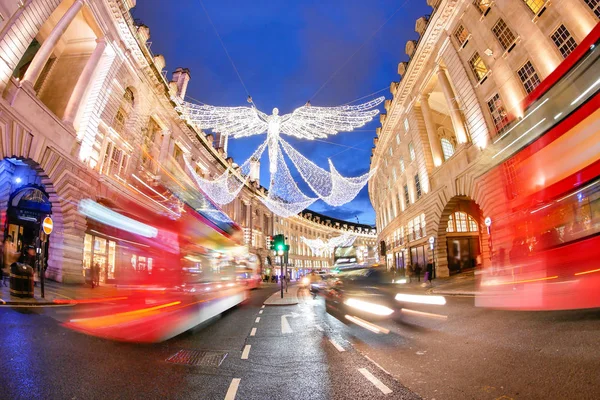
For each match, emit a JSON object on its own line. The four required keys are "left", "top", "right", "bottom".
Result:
{"left": 323, "top": 267, "right": 399, "bottom": 328}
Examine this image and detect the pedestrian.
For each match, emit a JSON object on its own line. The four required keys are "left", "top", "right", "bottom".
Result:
{"left": 2, "top": 235, "right": 17, "bottom": 287}
{"left": 414, "top": 263, "right": 421, "bottom": 282}
{"left": 426, "top": 262, "right": 433, "bottom": 283}
{"left": 91, "top": 262, "right": 101, "bottom": 288}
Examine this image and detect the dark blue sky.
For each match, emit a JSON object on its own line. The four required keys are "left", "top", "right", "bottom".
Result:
{"left": 132, "top": 0, "right": 431, "bottom": 225}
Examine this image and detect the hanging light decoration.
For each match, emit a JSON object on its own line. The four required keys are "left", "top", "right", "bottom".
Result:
{"left": 301, "top": 233, "right": 358, "bottom": 256}
{"left": 176, "top": 96, "right": 384, "bottom": 217}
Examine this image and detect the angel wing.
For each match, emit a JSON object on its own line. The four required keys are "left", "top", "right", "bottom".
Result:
{"left": 175, "top": 100, "right": 269, "bottom": 139}
{"left": 280, "top": 96, "right": 385, "bottom": 140}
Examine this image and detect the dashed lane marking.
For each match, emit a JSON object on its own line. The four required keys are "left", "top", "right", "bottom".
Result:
{"left": 241, "top": 345, "right": 251, "bottom": 360}
{"left": 315, "top": 324, "right": 324, "bottom": 332}
{"left": 259, "top": 310, "right": 263, "bottom": 314}
{"left": 358, "top": 368, "right": 392, "bottom": 395}
{"left": 250, "top": 327, "right": 257, "bottom": 336}
{"left": 255, "top": 317, "right": 260, "bottom": 323}
{"left": 261, "top": 305, "right": 265, "bottom": 309}
{"left": 329, "top": 339, "right": 345, "bottom": 352}
{"left": 224, "top": 378, "right": 241, "bottom": 400}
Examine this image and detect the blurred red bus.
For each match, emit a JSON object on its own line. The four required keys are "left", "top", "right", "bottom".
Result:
{"left": 476, "top": 26, "right": 600, "bottom": 311}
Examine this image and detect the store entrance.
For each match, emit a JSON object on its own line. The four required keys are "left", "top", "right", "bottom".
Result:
{"left": 6, "top": 186, "right": 51, "bottom": 263}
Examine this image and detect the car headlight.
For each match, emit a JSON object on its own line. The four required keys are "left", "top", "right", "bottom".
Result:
{"left": 301, "top": 277, "right": 310, "bottom": 285}
{"left": 343, "top": 298, "right": 394, "bottom": 316}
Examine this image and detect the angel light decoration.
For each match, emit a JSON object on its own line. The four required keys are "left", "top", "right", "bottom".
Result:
{"left": 175, "top": 96, "right": 384, "bottom": 218}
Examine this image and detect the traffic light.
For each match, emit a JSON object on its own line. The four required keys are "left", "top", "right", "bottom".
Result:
{"left": 273, "top": 234, "right": 285, "bottom": 252}
{"left": 267, "top": 235, "right": 274, "bottom": 250}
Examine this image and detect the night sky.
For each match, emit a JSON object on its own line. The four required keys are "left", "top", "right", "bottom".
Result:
{"left": 132, "top": 0, "right": 431, "bottom": 226}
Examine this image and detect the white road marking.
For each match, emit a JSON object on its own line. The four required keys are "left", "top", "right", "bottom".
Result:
{"left": 250, "top": 327, "right": 257, "bottom": 336}
{"left": 329, "top": 339, "right": 345, "bottom": 352}
{"left": 281, "top": 315, "right": 293, "bottom": 334}
{"left": 259, "top": 310, "right": 263, "bottom": 314}
{"left": 358, "top": 368, "right": 392, "bottom": 395}
{"left": 241, "top": 345, "right": 251, "bottom": 360}
{"left": 315, "top": 324, "right": 324, "bottom": 332}
{"left": 224, "top": 378, "right": 241, "bottom": 400}
{"left": 261, "top": 305, "right": 265, "bottom": 309}
{"left": 255, "top": 317, "right": 260, "bottom": 323}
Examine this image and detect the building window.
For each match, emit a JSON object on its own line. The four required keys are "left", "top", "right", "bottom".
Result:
{"left": 441, "top": 138, "right": 455, "bottom": 160}
{"left": 551, "top": 25, "right": 578, "bottom": 59}
{"left": 584, "top": 0, "right": 600, "bottom": 18}
{"left": 492, "top": 19, "right": 517, "bottom": 51}
{"left": 454, "top": 24, "right": 469, "bottom": 47}
{"left": 392, "top": 167, "right": 397, "bottom": 181}
{"left": 447, "top": 211, "right": 479, "bottom": 233}
{"left": 404, "top": 118, "right": 410, "bottom": 132}
{"left": 472, "top": 0, "right": 491, "bottom": 14}
{"left": 404, "top": 184, "right": 410, "bottom": 206}
{"left": 384, "top": 157, "right": 388, "bottom": 167}
{"left": 408, "top": 142, "right": 415, "bottom": 161}
{"left": 389, "top": 147, "right": 393, "bottom": 156}
{"left": 415, "top": 174, "right": 422, "bottom": 199}
{"left": 468, "top": 52, "right": 488, "bottom": 82}
{"left": 399, "top": 157, "right": 405, "bottom": 173}
{"left": 396, "top": 133, "right": 401, "bottom": 145}
{"left": 487, "top": 93, "right": 509, "bottom": 134}
{"left": 522, "top": 0, "right": 546, "bottom": 14}
{"left": 101, "top": 142, "right": 128, "bottom": 177}
{"left": 398, "top": 192, "right": 403, "bottom": 211}
{"left": 517, "top": 61, "right": 541, "bottom": 94}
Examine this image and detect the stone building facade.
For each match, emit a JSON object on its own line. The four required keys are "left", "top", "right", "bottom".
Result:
{"left": 0, "top": 0, "right": 374, "bottom": 284}
{"left": 369, "top": 0, "right": 598, "bottom": 276}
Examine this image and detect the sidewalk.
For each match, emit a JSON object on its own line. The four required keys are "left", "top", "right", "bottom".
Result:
{"left": 0, "top": 280, "right": 124, "bottom": 306}
{"left": 263, "top": 284, "right": 299, "bottom": 306}
{"left": 392, "top": 270, "right": 479, "bottom": 296}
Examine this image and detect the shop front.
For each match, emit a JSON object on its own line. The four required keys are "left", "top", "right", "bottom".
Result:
{"left": 410, "top": 244, "right": 428, "bottom": 272}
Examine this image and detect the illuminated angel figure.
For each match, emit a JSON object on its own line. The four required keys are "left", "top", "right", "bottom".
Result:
{"left": 174, "top": 96, "right": 384, "bottom": 217}
{"left": 176, "top": 97, "right": 384, "bottom": 174}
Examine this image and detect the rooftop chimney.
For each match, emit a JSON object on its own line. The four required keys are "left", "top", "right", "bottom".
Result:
{"left": 170, "top": 67, "right": 191, "bottom": 100}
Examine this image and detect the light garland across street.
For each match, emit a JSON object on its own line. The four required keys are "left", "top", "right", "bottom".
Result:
{"left": 175, "top": 96, "right": 385, "bottom": 217}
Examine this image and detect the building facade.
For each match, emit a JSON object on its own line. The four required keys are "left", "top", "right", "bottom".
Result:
{"left": 0, "top": 0, "right": 374, "bottom": 284}
{"left": 273, "top": 210, "right": 377, "bottom": 277}
{"left": 369, "top": 0, "right": 598, "bottom": 276}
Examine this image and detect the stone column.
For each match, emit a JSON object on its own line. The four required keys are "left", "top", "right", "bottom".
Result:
{"left": 63, "top": 37, "right": 107, "bottom": 126}
{"left": 419, "top": 94, "right": 444, "bottom": 167}
{"left": 158, "top": 130, "right": 172, "bottom": 164}
{"left": 22, "top": 0, "right": 85, "bottom": 88}
{"left": 436, "top": 67, "right": 468, "bottom": 144}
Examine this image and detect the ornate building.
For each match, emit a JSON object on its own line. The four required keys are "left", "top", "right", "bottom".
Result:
{"left": 370, "top": 0, "right": 598, "bottom": 276}
{"left": 0, "top": 0, "right": 375, "bottom": 284}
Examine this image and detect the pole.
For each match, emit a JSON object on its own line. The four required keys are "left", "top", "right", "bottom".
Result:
{"left": 280, "top": 255, "right": 283, "bottom": 299}
{"left": 36, "top": 228, "right": 45, "bottom": 299}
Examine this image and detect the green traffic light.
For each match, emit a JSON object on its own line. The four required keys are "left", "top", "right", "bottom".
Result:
{"left": 276, "top": 244, "right": 284, "bottom": 251}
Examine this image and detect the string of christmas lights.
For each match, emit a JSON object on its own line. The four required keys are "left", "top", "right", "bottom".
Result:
{"left": 301, "top": 233, "right": 358, "bottom": 256}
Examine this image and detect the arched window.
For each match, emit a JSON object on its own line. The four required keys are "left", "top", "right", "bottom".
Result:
{"left": 447, "top": 211, "right": 479, "bottom": 233}
{"left": 441, "top": 138, "right": 455, "bottom": 160}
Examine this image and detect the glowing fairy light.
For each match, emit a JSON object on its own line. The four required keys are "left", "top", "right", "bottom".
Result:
{"left": 175, "top": 96, "right": 384, "bottom": 217}
{"left": 302, "top": 233, "right": 357, "bottom": 256}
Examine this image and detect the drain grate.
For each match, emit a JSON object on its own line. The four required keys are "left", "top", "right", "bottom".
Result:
{"left": 166, "top": 350, "right": 228, "bottom": 367}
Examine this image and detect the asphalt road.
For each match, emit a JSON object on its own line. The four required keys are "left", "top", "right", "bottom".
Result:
{"left": 1, "top": 285, "right": 598, "bottom": 399}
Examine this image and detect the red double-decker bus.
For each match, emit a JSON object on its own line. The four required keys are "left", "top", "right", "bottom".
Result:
{"left": 476, "top": 25, "right": 600, "bottom": 311}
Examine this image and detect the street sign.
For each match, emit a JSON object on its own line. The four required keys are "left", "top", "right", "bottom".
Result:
{"left": 428, "top": 236, "right": 435, "bottom": 244}
{"left": 484, "top": 217, "right": 492, "bottom": 227}
{"left": 42, "top": 216, "right": 53, "bottom": 235}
